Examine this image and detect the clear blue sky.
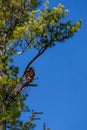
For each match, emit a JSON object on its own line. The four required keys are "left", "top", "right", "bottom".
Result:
{"left": 14, "top": 0, "right": 87, "bottom": 129}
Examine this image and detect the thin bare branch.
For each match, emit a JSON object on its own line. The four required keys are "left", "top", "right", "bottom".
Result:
{"left": 9, "top": 38, "right": 34, "bottom": 56}
{"left": 21, "top": 43, "right": 50, "bottom": 79}
{"left": 13, "top": 41, "right": 31, "bottom": 55}
{"left": 28, "top": 84, "right": 38, "bottom": 87}
{"left": 29, "top": 110, "right": 43, "bottom": 122}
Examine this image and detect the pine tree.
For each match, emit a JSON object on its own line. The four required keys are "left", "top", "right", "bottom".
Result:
{"left": 0, "top": 0, "right": 81, "bottom": 129}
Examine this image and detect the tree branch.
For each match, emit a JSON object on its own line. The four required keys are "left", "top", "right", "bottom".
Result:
{"left": 12, "top": 39, "right": 32, "bottom": 56}
{"left": 21, "top": 44, "right": 49, "bottom": 79}
{"left": 5, "top": 0, "right": 26, "bottom": 40}
{"left": 6, "top": 82, "right": 38, "bottom": 107}
{"left": 29, "top": 110, "right": 43, "bottom": 122}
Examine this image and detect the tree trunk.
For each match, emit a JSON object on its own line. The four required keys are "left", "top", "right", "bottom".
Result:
{"left": 0, "top": 103, "right": 6, "bottom": 130}
{"left": 0, "top": 121, "right": 6, "bottom": 130}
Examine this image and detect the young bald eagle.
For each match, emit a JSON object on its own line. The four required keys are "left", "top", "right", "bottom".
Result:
{"left": 25, "top": 67, "right": 35, "bottom": 83}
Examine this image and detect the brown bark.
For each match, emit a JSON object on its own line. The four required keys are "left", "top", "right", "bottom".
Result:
{"left": 0, "top": 103, "right": 6, "bottom": 130}
{"left": 0, "top": 121, "right": 6, "bottom": 130}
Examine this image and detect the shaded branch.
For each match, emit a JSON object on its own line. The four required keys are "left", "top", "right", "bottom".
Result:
{"left": 6, "top": 82, "right": 38, "bottom": 107}
{"left": 21, "top": 41, "right": 52, "bottom": 79}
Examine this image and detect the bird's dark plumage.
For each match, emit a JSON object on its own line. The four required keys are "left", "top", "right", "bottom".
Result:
{"left": 25, "top": 67, "right": 35, "bottom": 83}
